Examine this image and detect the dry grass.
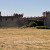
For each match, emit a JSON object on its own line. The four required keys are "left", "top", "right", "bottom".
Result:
{"left": 0, "top": 27, "right": 50, "bottom": 50}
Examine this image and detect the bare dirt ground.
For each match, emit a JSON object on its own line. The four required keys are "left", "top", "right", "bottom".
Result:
{"left": 0, "top": 27, "right": 50, "bottom": 50}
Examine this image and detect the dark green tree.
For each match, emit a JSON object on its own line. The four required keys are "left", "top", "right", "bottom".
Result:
{"left": 28, "top": 22, "right": 37, "bottom": 27}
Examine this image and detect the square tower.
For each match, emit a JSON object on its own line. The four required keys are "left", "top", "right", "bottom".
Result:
{"left": 44, "top": 11, "right": 50, "bottom": 27}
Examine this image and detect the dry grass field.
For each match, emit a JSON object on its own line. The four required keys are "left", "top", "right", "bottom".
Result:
{"left": 0, "top": 27, "right": 50, "bottom": 50}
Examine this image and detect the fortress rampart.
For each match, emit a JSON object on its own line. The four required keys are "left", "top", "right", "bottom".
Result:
{"left": 0, "top": 11, "right": 50, "bottom": 27}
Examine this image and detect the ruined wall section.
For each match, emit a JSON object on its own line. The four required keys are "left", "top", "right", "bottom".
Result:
{"left": 0, "top": 16, "right": 28, "bottom": 27}
{"left": 16, "top": 18, "right": 29, "bottom": 27}
{"left": 1, "top": 17, "right": 18, "bottom": 27}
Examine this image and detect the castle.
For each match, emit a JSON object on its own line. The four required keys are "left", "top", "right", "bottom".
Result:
{"left": 43, "top": 11, "right": 50, "bottom": 27}
{"left": 0, "top": 11, "right": 50, "bottom": 27}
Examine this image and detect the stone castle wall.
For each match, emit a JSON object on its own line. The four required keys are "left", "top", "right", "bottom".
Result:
{"left": 0, "top": 11, "right": 50, "bottom": 27}
{"left": 0, "top": 17, "right": 29, "bottom": 27}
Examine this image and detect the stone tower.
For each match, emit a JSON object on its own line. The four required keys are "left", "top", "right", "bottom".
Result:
{"left": 0, "top": 12, "right": 1, "bottom": 16}
{"left": 43, "top": 11, "right": 50, "bottom": 27}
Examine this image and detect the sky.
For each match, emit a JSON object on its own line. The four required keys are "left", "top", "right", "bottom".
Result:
{"left": 0, "top": 0, "right": 50, "bottom": 17}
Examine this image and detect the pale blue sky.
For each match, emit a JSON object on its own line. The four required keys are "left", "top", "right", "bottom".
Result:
{"left": 0, "top": 0, "right": 50, "bottom": 17}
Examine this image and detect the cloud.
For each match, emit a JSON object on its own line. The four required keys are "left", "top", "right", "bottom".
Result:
{"left": 3, "top": 9, "right": 7, "bottom": 12}
{"left": 0, "top": 9, "right": 7, "bottom": 13}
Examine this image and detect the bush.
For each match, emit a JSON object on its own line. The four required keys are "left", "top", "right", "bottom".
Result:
{"left": 28, "top": 22, "right": 37, "bottom": 27}
{"left": 22, "top": 25, "right": 29, "bottom": 28}
{"left": 36, "top": 26, "right": 50, "bottom": 29}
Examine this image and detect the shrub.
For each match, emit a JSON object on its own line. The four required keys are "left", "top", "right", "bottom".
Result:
{"left": 28, "top": 22, "right": 37, "bottom": 27}
{"left": 22, "top": 25, "right": 29, "bottom": 28}
{"left": 36, "top": 26, "right": 50, "bottom": 29}
{"left": 47, "top": 27, "right": 50, "bottom": 29}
